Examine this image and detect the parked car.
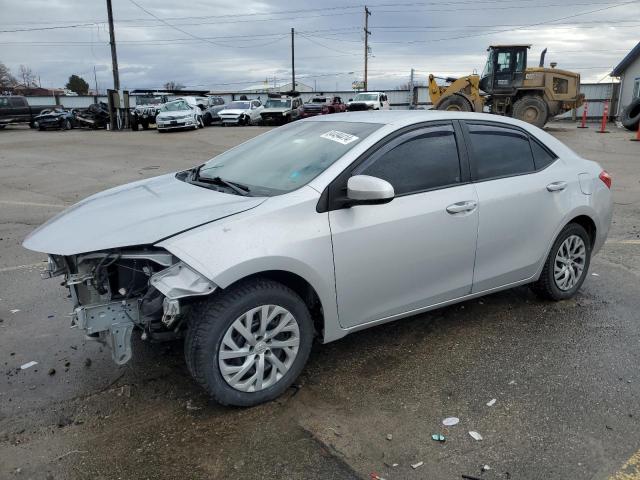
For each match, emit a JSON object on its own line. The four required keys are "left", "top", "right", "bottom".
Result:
{"left": 24, "top": 111, "right": 612, "bottom": 407}
{"left": 0, "top": 96, "right": 59, "bottom": 128}
{"left": 75, "top": 102, "right": 110, "bottom": 129}
{"left": 300, "top": 96, "right": 347, "bottom": 118}
{"left": 156, "top": 99, "right": 204, "bottom": 132}
{"left": 32, "top": 108, "right": 76, "bottom": 130}
{"left": 347, "top": 92, "right": 391, "bottom": 111}
{"left": 131, "top": 94, "right": 169, "bottom": 130}
{"left": 260, "top": 95, "right": 303, "bottom": 125}
{"left": 218, "top": 99, "right": 264, "bottom": 125}
{"left": 202, "top": 96, "right": 226, "bottom": 126}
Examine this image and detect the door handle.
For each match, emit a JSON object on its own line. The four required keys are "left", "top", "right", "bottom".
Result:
{"left": 546, "top": 181, "right": 568, "bottom": 192}
{"left": 446, "top": 200, "right": 477, "bottom": 214}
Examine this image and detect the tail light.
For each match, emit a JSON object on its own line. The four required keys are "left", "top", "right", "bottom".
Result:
{"left": 599, "top": 170, "right": 612, "bottom": 189}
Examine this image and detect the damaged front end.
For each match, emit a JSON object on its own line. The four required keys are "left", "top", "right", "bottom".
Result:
{"left": 44, "top": 249, "right": 215, "bottom": 365}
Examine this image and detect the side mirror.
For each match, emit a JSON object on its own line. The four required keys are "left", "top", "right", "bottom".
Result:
{"left": 348, "top": 98, "right": 353, "bottom": 102}
{"left": 347, "top": 175, "right": 394, "bottom": 205}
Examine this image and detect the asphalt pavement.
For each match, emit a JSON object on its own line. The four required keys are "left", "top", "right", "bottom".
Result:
{"left": 0, "top": 121, "right": 639, "bottom": 480}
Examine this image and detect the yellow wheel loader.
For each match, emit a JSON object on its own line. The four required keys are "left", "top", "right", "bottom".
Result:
{"left": 428, "top": 45, "right": 582, "bottom": 128}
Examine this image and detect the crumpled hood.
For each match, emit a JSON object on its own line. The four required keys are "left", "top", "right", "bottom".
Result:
{"left": 219, "top": 109, "right": 249, "bottom": 116}
{"left": 157, "top": 109, "right": 192, "bottom": 119}
{"left": 23, "top": 173, "right": 265, "bottom": 255}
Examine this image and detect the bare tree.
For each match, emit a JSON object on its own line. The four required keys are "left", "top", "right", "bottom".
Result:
{"left": 0, "top": 61, "right": 17, "bottom": 91}
{"left": 19, "top": 64, "right": 38, "bottom": 87}
{"left": 163, "top": 81, "right": 185, "bottom": 91}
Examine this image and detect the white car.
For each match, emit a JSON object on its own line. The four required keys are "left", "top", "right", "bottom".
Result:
{"left": 347, "top": 92, "right": 391, "bottom": 111}
{"left": 218, "top": 99, "right": 264, "bottom": 126}
{"left": 156, "top": 99, "right": 204, "bottom": 132}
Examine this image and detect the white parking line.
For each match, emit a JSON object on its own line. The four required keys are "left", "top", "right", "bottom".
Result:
{"left": 0, "top": 200, "right": 66, "bottom": 209}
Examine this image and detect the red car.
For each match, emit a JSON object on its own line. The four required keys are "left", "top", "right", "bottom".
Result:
{"left": 300, "top": 96, "right": 346, "bottom": 118}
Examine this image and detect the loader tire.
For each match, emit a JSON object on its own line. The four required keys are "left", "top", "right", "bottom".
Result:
{"left": 621, "top": 98, "right": 640, "bottom": 131}
{"left": 512, "top": 95, "right": 549, "bottom": 128}
{"left": 436, "top": 93, "right": 473, "bottom": 112}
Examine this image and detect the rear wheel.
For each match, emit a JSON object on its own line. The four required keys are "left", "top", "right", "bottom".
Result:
{"left": 63, "top": 119, "right": 72, "bottom": 130}
{"left": 512, "top": 95, "right": 549, "bottom": 128}
{"left": 184, "top": 278, "right": 313, "bottom": 406}
{"left": 203, "top": 113, "right": 212, "bottom": 126}
{"left": 531, "top": 223, "right": 591, "bottom": 301}
{"left": 436, "top": 93, "right": 473, "bottom": 112}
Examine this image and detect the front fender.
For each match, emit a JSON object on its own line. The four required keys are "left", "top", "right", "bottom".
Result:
{"left": 156, "top": 186, "right": 340, "bottom": 341}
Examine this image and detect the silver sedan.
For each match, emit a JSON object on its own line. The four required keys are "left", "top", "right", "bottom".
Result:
{"left": 23, "top": 111, "right": 613, "bottom": 406}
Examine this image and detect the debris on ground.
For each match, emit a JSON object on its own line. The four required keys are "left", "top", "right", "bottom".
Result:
{"left": 443, "top": 417, "right": 460, "bottom": 426}
{"left": 20, "top": 361, "right": 38, "bottom": 370}
{"left": 481, "top": 465, "right": 491, "bottom": 472}
{"left": 53, "top": 449, "right": 88, "bottom": 462}
{"left": 48, "top": 368, "right": 56, "bottom": 376}
{"left": 186, "top": 399, "right": 201, "bottom": 411}
{"left": 369, "top": 473, "right": 387, "bottom": 480}
{"left": 386, "top": 433, "right": 393, "bottom": 441}
{"left": 328, "top": 427, "right": 342, "bottom": 437}
{"left": 10, "top": 309, "right": 20, "bottom": 314}
{"left": 47, "top": 314, "right": 55, "bottom": 319}
{"left": 469, "top": 431, "right": 483, "bottom": 441}
{"left": 84, "top": 358, "right": 92, "bottom": 367}
{"left": 592, "top": 273, "right": 600, "bottom": 277}
{"left": 57, "top": 416, "right": 73, "bottom": 428}
{"left": 461, "top": 475, "right": 482, "bottom": 480}
{"left": 117, "top": 385, "right": 132, "bottom": 398}
{"left": 486, "top": 398, "right": 497, "bottom": 407}
{"left": 508, "top": 380, "right": 516, "bottom": 385}
{"left": 411, "top": 461, "right": 424, "bottom": 469}
{"left": 431, "top": 434, "right": 446, "bottom": 442}
{"left": 384, "top": 462, "right": 399, "bottom": 468}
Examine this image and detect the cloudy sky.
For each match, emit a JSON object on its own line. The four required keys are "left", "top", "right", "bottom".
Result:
{"left": 1, "top": 0, "right": 638, "bottom": 92}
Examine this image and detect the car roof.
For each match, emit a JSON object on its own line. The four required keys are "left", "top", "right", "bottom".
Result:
{"left": 305, "top": 110, "right": 532, "bottom": 128}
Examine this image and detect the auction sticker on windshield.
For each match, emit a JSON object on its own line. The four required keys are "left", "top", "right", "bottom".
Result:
{"left": 320, "top": 130, "right": 359, "bottom": 145}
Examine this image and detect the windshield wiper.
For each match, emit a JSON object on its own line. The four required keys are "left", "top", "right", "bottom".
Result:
{"left": 190, "top": 167, "right": 250, "bottom": 196}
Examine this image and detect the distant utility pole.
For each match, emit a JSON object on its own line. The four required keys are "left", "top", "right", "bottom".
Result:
{"left": 291, "top": 28, "right": 295, "bottom": 91}
{"left": 363, "top": 6, "right": 371, "bottom": 91}
{"left": 409, "top": 68, "right": 415, "bottom": 109}
{"left": 93, "top": 66, "right": 99, "bottom": 96}
{"left": 106, "top": 0, "right": 120, "bottom": 91}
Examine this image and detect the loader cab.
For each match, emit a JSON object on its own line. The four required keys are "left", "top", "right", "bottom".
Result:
{"left": 479, "top": 45, "right": 529, "bottom": 94}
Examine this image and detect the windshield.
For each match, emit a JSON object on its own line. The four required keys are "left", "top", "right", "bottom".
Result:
{"left": 353, "top": 93, "right": 379, "bottom": 101}
{"left": 226, "top": 101, "right": 251, "bottom": 110}
{"left": 196, "top": 121, "right": 382, "bottom": 196}
{"left": 310, "top": 97, "right": 327, "bottom": 103}
{"left": 482, "top": 50, "right": 494, "bottom": 78}
{"left": 160, "top": 100, "right": 190, "bottom": 112}
{"left": 265, "top": 99, "right": 291, "bottom": 108}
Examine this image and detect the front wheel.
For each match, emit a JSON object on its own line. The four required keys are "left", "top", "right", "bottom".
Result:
{"left": 63, "top": 119, "right": 72, "bottom": 130}
{"left": 531, "top": 223, "right": 591, "bottom": 301}
{"left": 184, "top": 278, "right": 314, "bottom": 406}
{"left": 512, "top": 95, "right": 549, "bottom": 128}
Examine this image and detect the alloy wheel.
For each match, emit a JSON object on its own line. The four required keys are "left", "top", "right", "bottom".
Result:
{"left": 554, "top": 235, "right": 586, "bottom": 291}
{"left": 218, "top": 305, "right": 300, "bottom": 392}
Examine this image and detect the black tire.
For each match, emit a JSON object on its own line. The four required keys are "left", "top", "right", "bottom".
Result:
{"left": 203, "top": 113, "right": 212, "bottom": 126}
{"left": 0, "top": 125, "right": 6, "bottom": 129}
{"left": 621, "top": 98, "right": 640, "bottom": 131}
{"left": 131, "top": 119, "right": 139, "bottom": 131}
{"left": 141, "top": 119, "right": 150, "bottom": 130}
{"left": 436, "top": 93, "right": 473, "bottom": 112}
{"left": 184, "top": 278, "right": 314, "bottom": 407}
{"left": 197, "top": 116, "right": 204, "bottom": 128}
{"left": 530, "top": 223, "right": 592, "bottom": 301}
{"left": 512, "top": 95, "right": 549, "bottom": 128}
{"left": 63, "top": 119, "right": 72, "bottom": 130}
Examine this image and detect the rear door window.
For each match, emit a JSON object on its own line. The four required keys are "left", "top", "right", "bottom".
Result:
{"left": 465, "top": 123, "right": 535, "bottom": 180}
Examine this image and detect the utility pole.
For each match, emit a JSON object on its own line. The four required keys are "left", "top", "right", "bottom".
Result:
{"left": 363, "top": 6, "right": 371, "bottom": 91}
{"left": 291, "top": 28, "right": 295, "bottom": 92}
{"left": 106, "top": 0, "right": 120, "bottom": 91}
{"left": 93, "top": 66, "right": 99, "bottom": 96}
{"left": 409, "top": 68, "right": 415, "bottom": 109}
